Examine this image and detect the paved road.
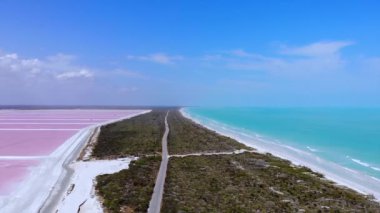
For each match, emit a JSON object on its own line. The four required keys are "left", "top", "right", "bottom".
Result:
{"left": 169, "top": 149, "right": 253, "bottom": 158}
{"left": 148, "top": 111, "right": 169, "bottom": 213}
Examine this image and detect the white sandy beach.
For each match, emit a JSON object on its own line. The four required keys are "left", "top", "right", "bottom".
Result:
{"left": 180, "top": 108, "right": 380, "bottom": 201}
{"left": 55, "top": 157, "right": 136, "bottom": 213}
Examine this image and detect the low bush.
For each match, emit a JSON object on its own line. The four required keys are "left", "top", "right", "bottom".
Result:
{"left": 167, "top": 110, "right": 250, "bottom": 154}
{"left": 96, "top": 156, "right": 161, "bottom": 213}
{"left": 92, "top": 110, "right": 166, "bottom": 158}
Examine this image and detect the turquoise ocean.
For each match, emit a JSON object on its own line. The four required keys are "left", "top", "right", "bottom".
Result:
{"left": 183, "top": 107, "right": 380, "bottom": 198}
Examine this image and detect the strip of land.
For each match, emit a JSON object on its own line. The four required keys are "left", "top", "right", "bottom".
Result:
{"left": 94, "top": 110, "right": 168, "bottom": 212}
{"left": 93, "top": 110, "right": 166, "bottom": 158}
{"left": 148, "top": 111, "right": 169, "bottom": 213}
{"left": 163, "top": 152, "right": 380, "bottom": 212}
{"left": 167, "top": 110, "right": 250, "bottom": 155}
{"left": 97, "top": 156, "right": 161, "bottom": 213}
{"left": 90, "top": 109, "right": 379, "bottom": 212}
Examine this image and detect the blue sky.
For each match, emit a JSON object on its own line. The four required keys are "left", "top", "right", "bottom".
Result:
{"left": 0, "top": 0, "right": 379, "bottom": 106}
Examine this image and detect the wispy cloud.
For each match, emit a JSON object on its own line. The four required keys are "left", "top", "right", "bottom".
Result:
{"left": 279, "top": 41, "right": 353, "bottom": 57}
{"left": 56, "top": 69, "right": 94, "bottom": 80}
{"left": 202, "top": 41, "right": 354, "bottom": 76}
{"left": 126, "top": 53, "right": 183, "bottom": 64}
{"left": 229, "top": 49, "right": 262, "bottom": 58}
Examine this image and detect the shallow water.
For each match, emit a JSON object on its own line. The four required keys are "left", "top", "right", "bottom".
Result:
{"left": 184, "top": 107, "right": 380, "bottom": 197}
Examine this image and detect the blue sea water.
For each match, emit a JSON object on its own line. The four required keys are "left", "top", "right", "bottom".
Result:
{"left": 183, "top": 107, "right": 380, "bottom": 197}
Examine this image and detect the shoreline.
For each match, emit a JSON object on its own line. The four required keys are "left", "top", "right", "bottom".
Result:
{"left": 0, "top": 127, "right": 94, "bottom": 213}
{"left": 54, "top": 157, "right": 136, "bottom": 212}
{"left": 41, "top": 110, "right": 150, "bottom": 212}
{"left": 0, "top": 110, "right": 150, "bottom": 212}
{"left": 180, "top": 108, "right": 380, "bottom": 201}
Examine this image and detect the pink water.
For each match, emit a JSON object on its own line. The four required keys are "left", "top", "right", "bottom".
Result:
{"left": 0, "top": 160, "right": 39, "bottom": 195}
{"left": 0, "top": 123, "right": 91, "bottom": 129}
{"left": 0, "top": 130, "right": 77, "bottom": 155}
{"left": 0, "top": 109, "right": 142, "bottom": 195}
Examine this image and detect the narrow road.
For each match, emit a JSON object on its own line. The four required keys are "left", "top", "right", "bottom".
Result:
{"left": 148, "top": 111, "right": 169, "bottom": 213}
{"left": 169, "top": 149, "right": 254, "bottom": 158}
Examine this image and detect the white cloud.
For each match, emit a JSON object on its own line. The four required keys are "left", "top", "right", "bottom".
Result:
{"left": 0, "top": 53, "right": 43, "bottom": 74}
{"left": 0, "top": 51, "right": 96, "bottom": 80}
{"left": 0, "top": 50, "right": 151, "bottom": 104}
{"left": 202, "top": 41, "right": 353, "bottom": 76}
{"left": 127, "top": 53, "right": 183, "bottom": 64}
{"left": 279, "top": 41, "right": 353, "bottom": 57}
{"left": 0, "top": 53, "right": 18, "bottom": 61}
{"left": 56, "top": 69, "right": 94, "bottom": 80}
{"left": 229, "top": 53, "right": 345, "bottom": 74}
{"left": 0, "top": 51, "right": 96, "bottom": 104}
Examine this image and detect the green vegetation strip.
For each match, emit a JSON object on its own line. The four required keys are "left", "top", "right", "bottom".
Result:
{"left": 162, "top": 153, "right": 380, "bottom": 212}
{"left": 167, "top": 110, "right": 250, "bottom": 154}
{"left": 92, "top": 110, "right": 166, "bottom": 158}
{"left": 96, "top": 156, "right": 161, "bottom": 213}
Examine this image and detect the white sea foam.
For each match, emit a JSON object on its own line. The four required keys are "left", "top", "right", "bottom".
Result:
{"left": 306, "top": 146, "right": 318, "bottom": 152}
{"left": 351, "top": 158, "right": 371, "bottom": 167}
{"left": 181, "top": 108, "right": 380, "bottom": 200}
{"left": 343, "top": 167, "right": 360, "bottom": 174}
{"left": 350, "top": 158, "right": 380, "bottom": 172}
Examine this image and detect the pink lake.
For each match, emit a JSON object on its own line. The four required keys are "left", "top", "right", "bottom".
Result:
{"left": 0, "top": 109, "right": 145, "bottom": 195}
{"left": 0, "top": 123, "right": 91, "bottom": 129}
{"left": 0, "top": 160, "right": 39, "bottom": 195}
{"left": 0, "top": 130, "right": 77, "bottom": 156}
